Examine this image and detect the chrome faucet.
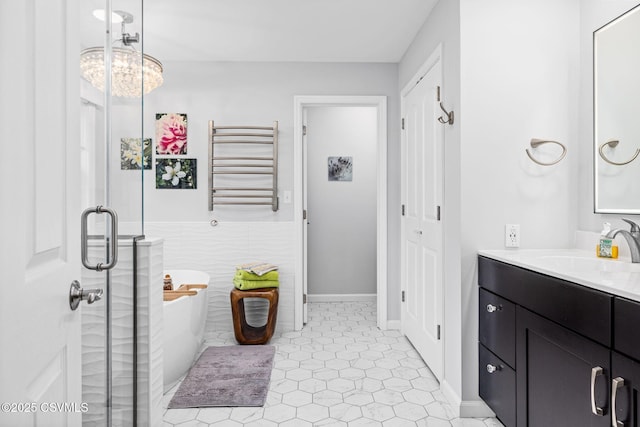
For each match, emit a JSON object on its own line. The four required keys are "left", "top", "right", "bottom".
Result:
{"left": 606, "top": 218, "right": 640, "bottom": 263}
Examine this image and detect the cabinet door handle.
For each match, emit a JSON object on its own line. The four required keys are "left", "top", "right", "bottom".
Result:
{"left": 591, "top": 366, "right": 605, "bottom": 416}
{"left": 486, "top": 304, "right": 501, "bottom": 313}
{"left": 486, "top": 364, "right": 499, "bottom": 374}
{"left": 612, "top": 376, "right": 626, "bottom": 427}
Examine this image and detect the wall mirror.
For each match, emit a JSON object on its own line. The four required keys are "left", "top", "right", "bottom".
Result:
{"left": 594, "top": 4, "right": 640, "bottom": 213}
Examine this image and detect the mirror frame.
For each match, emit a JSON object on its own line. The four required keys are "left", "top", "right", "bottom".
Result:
{"left": 593, "top": 3, "right": 640, "bottom": 214}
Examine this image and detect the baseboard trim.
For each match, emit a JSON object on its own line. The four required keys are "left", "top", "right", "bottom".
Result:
{"left": 459, "top": 399, "right": 495, "bottom": 418}
{"left": 386, "top": 320, "right": 401, "bottom": 330}
{"left": 307, "top": 293, "right": 377, "bottom": 303}
{"left": 440, "top": 380, "right": 495, "bottom": 418}
{"left": 440, "top": 380, "right": 462, "bottom": 418}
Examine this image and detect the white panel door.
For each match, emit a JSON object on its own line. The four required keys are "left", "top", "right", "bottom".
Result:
{"left": 302, "top": 109, "right": 309, "bottom": 324}
{"left": 0, "top": 0, "right": 82, "bottom": 426}
{"left": 401, "top": 57, "right": 444, "bottom": 380}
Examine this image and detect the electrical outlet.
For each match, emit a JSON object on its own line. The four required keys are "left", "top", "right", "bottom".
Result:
{"left": 505, "top": 224, "right": 520, "bottom": 248}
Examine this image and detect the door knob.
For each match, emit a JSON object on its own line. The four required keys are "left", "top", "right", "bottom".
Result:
{"left": 69, "top": 280, "right": 104, "bottom": 311}
{"left": 486, "top": 364, "right": 499, "bottom": 374}
{"left": 487, "top": 304, "right": 501, "bottom": 313}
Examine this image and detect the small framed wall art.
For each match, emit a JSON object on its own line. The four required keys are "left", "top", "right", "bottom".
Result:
{"left": 120, "top": 137, "right": 152, "bottom": 170}
{"left": 156, "top": 158, "right": 197, "bottom": 189}
{"left": 328, "top": 156, "right": 353, "bottom": 181}
{"left": 156, "top": 113, "right": 188, "bottom": 155}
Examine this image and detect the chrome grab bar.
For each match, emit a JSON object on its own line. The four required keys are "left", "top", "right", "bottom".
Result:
{"left": 81, "top": 206, "right": 118, "bottom": 271}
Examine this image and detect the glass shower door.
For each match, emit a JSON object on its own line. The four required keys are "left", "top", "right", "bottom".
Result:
{"left": 79, "top": 0, "right": 147, "bottom": 425}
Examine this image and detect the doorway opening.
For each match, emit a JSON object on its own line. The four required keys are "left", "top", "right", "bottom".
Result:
{"left": 293, "top": 96, "right": 388, "bottom": 330}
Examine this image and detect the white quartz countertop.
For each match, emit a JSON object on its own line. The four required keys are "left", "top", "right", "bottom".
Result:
{"left": 478, "top": 248, "right": 640, "bottom": 303}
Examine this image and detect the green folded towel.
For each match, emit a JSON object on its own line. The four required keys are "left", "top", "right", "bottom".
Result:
{"left": 235, "top": 269, "right": 279, "bottom": 281}
{"left": 233, "top": 277, "right": 279, "bottom": 291}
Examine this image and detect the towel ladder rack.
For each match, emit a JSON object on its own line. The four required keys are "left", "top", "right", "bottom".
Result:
{"left": 208, "top": 121, "right": 279, "bottom": 211}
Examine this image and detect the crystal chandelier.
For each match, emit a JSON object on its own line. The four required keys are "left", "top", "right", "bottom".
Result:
{"left": 80, "top": 11, "right": 163, "bottom": 98}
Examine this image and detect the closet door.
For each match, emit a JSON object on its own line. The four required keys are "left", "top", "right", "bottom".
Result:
{"left": 401, "top": 49, "right": 444, "bottom": 380}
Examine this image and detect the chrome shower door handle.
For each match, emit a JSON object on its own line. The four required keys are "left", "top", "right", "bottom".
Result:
{"left": 591, "top": 366, "right": 605, "bottom": 416}
{"left": 81, "top": 206, "right": 118, "bottom": 271}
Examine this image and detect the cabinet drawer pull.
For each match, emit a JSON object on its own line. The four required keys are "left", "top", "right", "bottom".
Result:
{"left": 612, "top": 376, "right": 626, "bottom": 427}
{"left": 486, "top": 304, "right": 501, "bottom": 313}
{"left": 486, "top": 364, "right": 499, "bottom": 374}
{"left": 590, "top": 366, "right": 605, "bottom": 416}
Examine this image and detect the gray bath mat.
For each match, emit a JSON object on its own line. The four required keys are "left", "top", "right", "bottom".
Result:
{"left": 168, "top": 345, "right": 275, "bottom": 408}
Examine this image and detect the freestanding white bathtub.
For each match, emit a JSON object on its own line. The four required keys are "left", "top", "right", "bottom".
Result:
{"left": 163, "top": 269, "right": 210, "bottom": 392}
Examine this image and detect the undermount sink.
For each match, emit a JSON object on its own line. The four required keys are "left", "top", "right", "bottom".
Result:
{"left": 535, "top": 254, "right": 640, "bottom": 273}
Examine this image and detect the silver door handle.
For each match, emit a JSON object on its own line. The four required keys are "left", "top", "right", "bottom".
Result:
{"left": 486, "top": 364, "right": 499, "bottom": 374}
{"left": 612, "top": 376, "right": 626, "bottom": 427}
{"left": 69, "top": 280, "right": 104, "bottom": 311}
{"left": 81, "top": 206, "right": 118, "bottom": 271}
{"left": 590, "top": 366, "right": 605, "bottom": 416}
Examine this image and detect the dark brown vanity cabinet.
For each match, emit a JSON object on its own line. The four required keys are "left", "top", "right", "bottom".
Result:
{"left": 478, "top": 288, "right": 516, "bottom": 427}
{"left": 611, "top": 297, "right": 640, "bottom": 427}
{"left": 611, "top": 352, "right": 640, "bottom": 427}
{"left": 478, "top": 256, "right": 630, "bottom": 427}
{"left": 516, "top": 307, "right": 610, "bottom": 427}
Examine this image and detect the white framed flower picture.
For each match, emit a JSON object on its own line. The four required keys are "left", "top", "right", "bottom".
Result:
{"left": 155, "top": 158, "right": 197, "bottom": 189}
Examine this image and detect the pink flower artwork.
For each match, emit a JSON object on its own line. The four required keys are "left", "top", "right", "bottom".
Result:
{"left": 156, "top": 113, "right": 187, "bottom": 155}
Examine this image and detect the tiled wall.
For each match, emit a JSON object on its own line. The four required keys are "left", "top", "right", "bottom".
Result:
{"left": 144, "top": 221, "right": 296, "bottom": 336}
{"left": 81, "top": 238, "right": 164, "bottom": 427}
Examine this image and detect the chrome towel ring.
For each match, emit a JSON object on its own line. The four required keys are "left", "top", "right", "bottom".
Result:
{"left": 525, "top": 138, "right": 567, "bottom": 166}
{"left": 598, "top": 139, "right": 640, "bottom": 166}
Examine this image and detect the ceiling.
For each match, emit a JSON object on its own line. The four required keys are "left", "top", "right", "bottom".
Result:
{"left": 79, "top": 0, "right": 438, "bottom": 63}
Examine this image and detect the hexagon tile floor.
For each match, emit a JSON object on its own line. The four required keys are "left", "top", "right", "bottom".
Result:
{"left": 163, "top": 301, "right": 504, "bottom": 427}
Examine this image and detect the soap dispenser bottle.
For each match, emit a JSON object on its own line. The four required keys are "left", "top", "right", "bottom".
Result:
{"left": 597, "top": 222, "right": 618, "bottom": 258}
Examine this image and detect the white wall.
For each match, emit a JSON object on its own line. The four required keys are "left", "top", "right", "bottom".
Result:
{"left": 306, "top": 106, "right": 377, "bottom": 295}
{"left": 401, "top": 0, "right": 584, "bottom": 411}
{"left": 139, "top": 61, "right": 398, "bottom": 223}
{"left": 460, "top": 0, "right": 581, "bottom": 407}
{"left": 126, "top": 61, "right": 402, "bottom": 326}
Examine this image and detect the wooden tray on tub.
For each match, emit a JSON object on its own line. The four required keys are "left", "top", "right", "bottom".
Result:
{"left": 163, "top": 284, "right": 207, "bottom": 302}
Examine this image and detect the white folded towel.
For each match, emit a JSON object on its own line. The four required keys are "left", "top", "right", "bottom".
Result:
{"left": 236, "top": 262, "right": 279, "bottom": 276}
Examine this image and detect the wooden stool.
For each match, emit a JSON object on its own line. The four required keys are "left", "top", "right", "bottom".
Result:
{"left": 230, "top": 287, "right": 279, "bottom": 345}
